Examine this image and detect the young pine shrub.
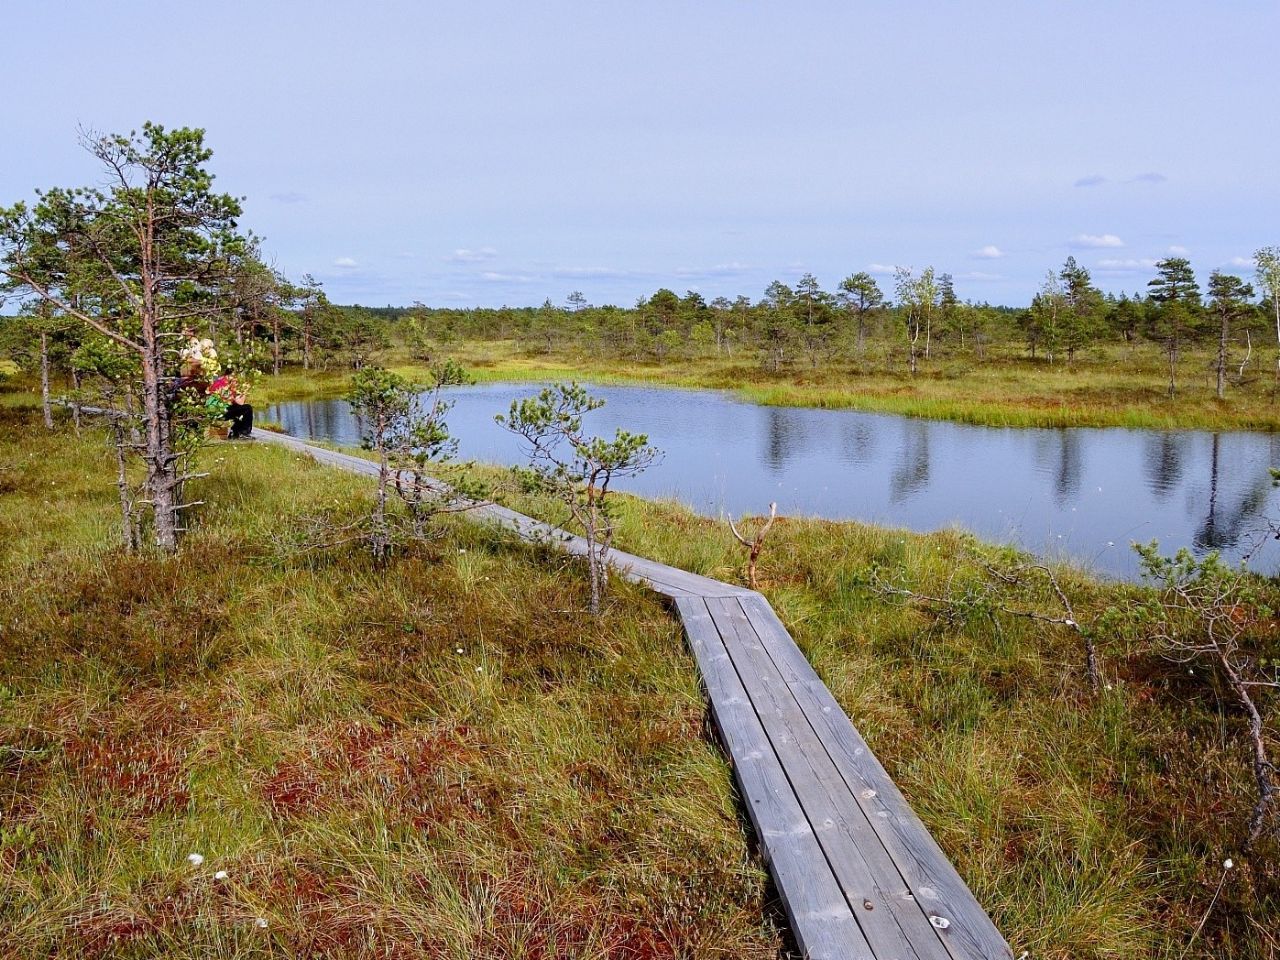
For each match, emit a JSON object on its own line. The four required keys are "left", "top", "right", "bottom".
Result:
{"left": 496, "top": 382, "right": 660, "bottom": 615}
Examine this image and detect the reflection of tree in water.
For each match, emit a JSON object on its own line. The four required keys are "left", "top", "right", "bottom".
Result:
{"left": 762, "top": 407, "right": 809, "bottom": 472}
{"left": 1143, "top": 433, "right": 1188, "bottom": 499}
{"left": 1194, "top": 433, "right": 1278, "bottom": 552}
{"left": 890, "top": 421, "right": 931, "bottom": 503}
{"left": 1053, "top": 430, "right": 1083, "bottom": 504}
{"left": 840, "top": 422, "right": 877, "bottom": 464}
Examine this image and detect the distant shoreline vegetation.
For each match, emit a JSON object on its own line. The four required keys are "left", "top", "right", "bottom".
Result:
{"left": 6, "top": 253, "right": 1280, "bottom": 433}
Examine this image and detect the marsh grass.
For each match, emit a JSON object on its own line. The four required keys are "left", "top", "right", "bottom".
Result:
{"left": 248, "top": 340, "right": 1280, "bottom": 432}
{"left": 0, "top": 408, "right": 781, "bottom": 959}
{"left": 5, "top": 399, "right": 1280, "bottom": 958}
{"left": 482, "top": 466, "right": 1280, "bottom": 959}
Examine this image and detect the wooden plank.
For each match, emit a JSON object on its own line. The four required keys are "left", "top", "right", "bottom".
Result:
{"left": 706, "top": 598, "right": 951, "bottom": 960}
{"left": 675, "top": 598, "right": 875, "bottom": 960}
{"left": 738, "top": 593, "right": 1013, "bottom": 960}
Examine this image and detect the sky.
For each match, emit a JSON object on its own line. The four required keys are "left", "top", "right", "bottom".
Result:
{"left": 4, "top": 0, "right": 1278, "bottom": 308}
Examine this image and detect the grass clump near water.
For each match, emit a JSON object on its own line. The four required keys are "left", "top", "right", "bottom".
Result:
{"left": 251, "top": 340, "right": 1280, "bottom": 433}
{"left": 0, "top": 407, "right": 781, "bottom": 958}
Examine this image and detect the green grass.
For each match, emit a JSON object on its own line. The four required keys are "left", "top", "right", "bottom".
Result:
{"left": 0, "top": 408, "right": 781, "bottom": 958}
{"left": 4, "top": 403, "right": 1280, "bottom": 958}
{"left": 480, "top": 467, "right": 1280, "bottom": 959}
{"left": 251, "top": 340, "right": 1280, "bottom": 432}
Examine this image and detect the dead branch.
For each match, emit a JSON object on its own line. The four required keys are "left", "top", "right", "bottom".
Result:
{"left": 728, "top": 502, "right": 777, "bottom": 589}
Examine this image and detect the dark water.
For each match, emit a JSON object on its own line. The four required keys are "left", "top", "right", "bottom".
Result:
{"left": 267, "top": 383, "right": 1280, "bottom": 580}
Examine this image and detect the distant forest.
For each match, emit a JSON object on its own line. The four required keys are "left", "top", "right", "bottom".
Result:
{"left": 5, "top": 253, "right": 1280, "bottom": 399}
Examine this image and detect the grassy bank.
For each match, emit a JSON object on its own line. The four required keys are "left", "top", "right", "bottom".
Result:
{"left": 5, "top": 400, "right": 1279, "bottom": 958}
{"left": 248, "top": 340, "right": 1280, "bottom": 432}
{"left": 0, "top": 408, "right": 782, "bottom": 958}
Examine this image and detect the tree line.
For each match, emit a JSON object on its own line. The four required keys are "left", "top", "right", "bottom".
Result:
{"left": 141, "top": 254, "right": 1276, "bottom": 400}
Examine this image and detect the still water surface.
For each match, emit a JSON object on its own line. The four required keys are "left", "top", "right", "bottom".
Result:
{"left": 267, "top": 383, "right": 1280, "bottom": 579}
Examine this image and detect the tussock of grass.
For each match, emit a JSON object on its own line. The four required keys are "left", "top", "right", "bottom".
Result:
{"left": 0, "top": 409, "right": 780, "bottom": 958}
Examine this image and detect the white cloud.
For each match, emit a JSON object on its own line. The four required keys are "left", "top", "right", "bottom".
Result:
{"left": 1167, "top": 245, "right": 1190, "bottom": 255}
{"left": 1072, "top": 233, "right": 1125, "bottom": 249}
{"left": 332, "top": 257, "right": 359, "bottom": 269}
{"left": 958, "top": 271, "right": 1003, "bottom": 282}
{"left": 1228, "top": 256, "right": 1255, "bottom": 268}
{"left": 972, "top": 245, "right": 1003, "bottom": 260}
{"left": 445, "top": 246, "right": 498, "bottom": 263}
{"left": 1097, "top": 258, "right": 1159, "bottom": 271}
{"left": 480, "top": 271, "right": 538, "bottom": 283}
{"left": 867, "top": 263, "right": 901, "bottom": 276}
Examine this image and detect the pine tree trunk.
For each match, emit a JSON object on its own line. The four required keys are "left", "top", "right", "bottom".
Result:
{"left": 40, "top": 332, "right": 53, "bottom": 429}
{"left": 111, "top": 416, "right": 137, "bottom": 552}
{"left": 70, "top": 368, "right": 82, "bottom": 434}
{"left": 272, "top": 316, "right": 282, "bottom": 375}
{"left": 1217, "top": 311, "right": 1228, "bottom": 399}
{"left": 141, "top": 354, "right": 180, "bottom": 552}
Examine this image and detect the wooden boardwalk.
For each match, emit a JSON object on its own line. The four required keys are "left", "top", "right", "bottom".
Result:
{"left": 258, "top": 430, "right": 1013, "bottom": 960}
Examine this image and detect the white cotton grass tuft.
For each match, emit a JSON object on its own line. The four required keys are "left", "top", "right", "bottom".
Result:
{"left": 214, "top": 870, "right": 229, "bottom": 881}
{"left": 255, "top": 917, "right": 269, "bottom": 929}
{"left": 1224, "top": 858, "right": 1234, "bottom": 869}
{"left": 187, "top": 853, "right": 204, "bottom": 867}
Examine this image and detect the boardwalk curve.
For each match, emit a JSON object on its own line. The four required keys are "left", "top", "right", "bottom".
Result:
{"left": 258, "top": 430, "right": 1013, "bottom": 960}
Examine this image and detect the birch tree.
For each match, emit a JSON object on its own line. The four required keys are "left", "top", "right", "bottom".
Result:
{"left": 1255, "top": 247, "right": 1280, "bottom": 390}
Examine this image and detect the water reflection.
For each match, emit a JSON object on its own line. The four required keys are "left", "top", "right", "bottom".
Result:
{"left": 1194, "top": 434, "right": 1276, "bottom": 553}
{"left": 266, "top": 384, "right": 1280, "bottom": 580}
{"left": 890, "top": 421, "right": 931, "bottom": 503}
{"left": 1144, "top": 433, "right": 1189, "bottom": 499}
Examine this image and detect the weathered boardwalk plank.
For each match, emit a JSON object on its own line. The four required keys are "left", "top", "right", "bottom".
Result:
{"left": 256, "top": 429, "right": 1013, "bottom": 960}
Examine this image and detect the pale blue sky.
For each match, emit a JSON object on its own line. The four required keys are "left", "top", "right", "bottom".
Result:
{"left": 5, "top": 1, "right": 1277, "bottom": 307}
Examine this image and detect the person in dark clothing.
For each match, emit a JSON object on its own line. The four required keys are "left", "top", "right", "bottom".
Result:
{"left": 226, "top": 401, "right": 254, "bottom": 439}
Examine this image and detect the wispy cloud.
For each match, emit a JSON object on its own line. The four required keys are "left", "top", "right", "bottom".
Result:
{"left": 1073, "top": 174, "right": 1106, "bottom": 188}
{"left": 1072, "top": 233, "right": 1125, "bottom": 249}
{"left": 333, "top": 256, "right": 359, "bottom": 269}
{"left": 1167, "top": 245, "right": 1190, "bottom": 255}
{"left": 550, "top": 266, "right": 640, "bottom": 280}
{"left": 958, "top": 271, "right": 1003, "bottom": 282}
{"left": 867, "top": 263, "right": 901, "bottom": 276}
{"left": 445, "top": 246, "right": 498, "bottom": 263}
{"left": 1228, "top": 256, "right": 1255, "bottom": 269}
{"left": 1129, "top": 172, "right": 1167, "bottom": 184}
{"left": 481, "top": 271, "right": 539, "bottom": 283}
{"left": 972, "top": 245, "right": 1003, "bottom": 259}
{"left": 268, "top": 191, "right": 308, "bottom": 204}
{"left": 674, "top": 261, "right": 751, "bottom": 278}
{"left": 1097, "top": 258, "right": 1159, "bottom": 272}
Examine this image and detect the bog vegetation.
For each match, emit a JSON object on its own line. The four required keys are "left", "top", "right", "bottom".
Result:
{"left": 3, "top": 123, "right": 1280, "bottom": 958}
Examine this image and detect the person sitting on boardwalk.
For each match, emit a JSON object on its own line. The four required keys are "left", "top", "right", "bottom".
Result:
{"left": 207, "top": 372, "right": 253, "bottom": 438}
{"left": 179, "top": 336, "right": 254, "bottom": 439}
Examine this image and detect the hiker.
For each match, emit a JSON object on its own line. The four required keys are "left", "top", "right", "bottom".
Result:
{"left": 209, "top": 372, "right": 254, "bottom": 439}
{"left": 179, "top": 336, "right": 253, "bottom": 439}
